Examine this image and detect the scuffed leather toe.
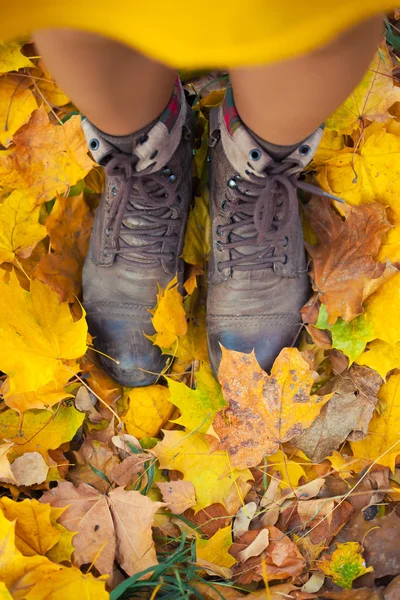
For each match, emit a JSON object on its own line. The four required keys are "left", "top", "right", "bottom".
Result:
{"left": 86, "top": 307, "right": 167, "bottom": 387}
{"left": 207, "top": 313, "right": 302, "bottom": 377}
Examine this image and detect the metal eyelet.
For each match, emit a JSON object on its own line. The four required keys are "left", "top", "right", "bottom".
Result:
{"left": 216, "top": 261, "right": 222, "bottom": 272}
{"left": 216, "top": 226, "right": 222, "bottom": 236}
{"left": 299, "top": 144, "right": 311, "bottom": 156}
{"left": 150, "top": 150, "right": 158, "bottom": 160}
{"left": 282, "top": 236, "right": 289, "bottom": 247}
{"left": 139, "top": 134, "right": 149, "bottom": 144}
{"left": 162, "top": 167, "right": 171, "bottom": 175}
{"left": 283, "top": 254, "right": 288, "bottom": 264}
{"left": 89, "top": 138, "right": 99, "bottom": 151}
{"left": 221, "top": 200, "right": 228, "bottom": 212}
{"left": 105, "top": 228, "right": 111, "bottom": 237}
{"left": 192, "top": 149, "right": 196, "bottom": 156}
{"left": 103, "top": 250, "right": 109, "bottom": 257}
{"left": 216, "top": 240, "right": 223, "bottom": 252}
{"left": 227, "top": 178, "right": 237, "bottom": 189}
{"left": 111, "top": 185, "right": 118, "bottom": 197}
{"left": 249, "top": 148, "right": 261, "bottom": 161}
{"left": 168, "top": 174, "right": 177, "bottom": 183}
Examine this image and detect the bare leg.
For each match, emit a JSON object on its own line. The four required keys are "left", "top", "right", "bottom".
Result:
{"left": 229, "top": 15, "right": 384, "bottom": 145}
{"left": 34, "top": 29, "right": 176, "bottom": 135}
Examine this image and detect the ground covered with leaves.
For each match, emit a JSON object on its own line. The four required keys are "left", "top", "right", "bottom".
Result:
{"left": 1, "top": 25, "right": 400, "bottom": 600}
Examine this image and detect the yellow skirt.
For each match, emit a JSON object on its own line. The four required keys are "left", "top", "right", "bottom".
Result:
{"left": 0, "top": 0, "right": 397, "bottom": 68}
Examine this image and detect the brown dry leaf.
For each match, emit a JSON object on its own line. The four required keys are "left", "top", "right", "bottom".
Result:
{"left": 10, "top": 452, "right": 48, "bottom": 486}
{"left": 183, "top": 504, "right": 233, "bottom": 538}
{"left": 0, "top": 106, "right": 93, "bottom": 203}
{"left": 346, "top": 467, "right": 390, "bottom": 512}
{"left": 213, "top": 347, "right": 332, "bottom": 468}
{"left": 305, "top": 198, "right": 390, "bottom": 324}
{"left": 111, "top": 454, "right": 148, "bottom": 487}
{"left": 156, "top": 481, "right": 196, "bottom": 514}
{"left": 70, "top": 437, "right": 119, "bottom": 493}
{"left": 41, "top": 481, "right": 164, "bottom": 577}
{"left": 295, "top": 365, "right": 382, "bottom": 462}
{"left": 74, "top": 385, "right": 103, "bottom": 423}
{"left": 230, "top": 526, "right": 306, "bottom": 585}
{"left": 384, "top": 574, "right": 400, "bottom": 600}
{"left": 320, "top": 589, "right": 383, "bottom": 599}
{"left": 33, "top": 193, "right": 94, "bottom": 302}
{"left": 238, "top": 528, "right": 270, "bottom": 562}
{"left": 297, "top": 498, "right": 335, "bottom": 526}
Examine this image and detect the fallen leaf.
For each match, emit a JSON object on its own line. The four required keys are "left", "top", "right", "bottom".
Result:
{"left": 111, "top": 454, "right": 148, "bottom": 487}
{"left": 182, "top": 188, "right": 210, "bottom": 268}
{"left": 0, "top": 75, "right": 37, "bottom": 146}
{"left": 346, "top": 467, "right": 390, "bottom": 512}
{"left": 238, "top": 528, "right": 270, "bottom": 562}
{"left": 74, "top": 386, "right": 102, "bottom": 424}
{"left": 295, "top": 365, "right": 382, "bottom": 462}
{"left": 0, "top": 583, "right": 12, "bottom": 600}
{"left": 156, "top": 480, "right": 196, "bottom": 514}
{"left": 350, "top": 372, "right": 400, "bottom": 472}
{"left": 230, "top": 526, "right": 306, "bottom": 585}
{"left": 123, "top": 384, "right": 173, "bottom": 439}
{"left": 151, "top": 430, "right": 252, "bottom": 512}
{"left": 320, "top": 590, "right": 383, "bottom": 600}
{"left": 35, "top": 60, "right": 70, "bottom": 107}
{"left": 148, "top": 275, "right": 187, "bottom": 349}
{"left": 167, "top": 362, "right": 226, "bottom": 434}
{"left": 305, "top": 199, "right": 390, "bottom": 323}
{"left": 356, "top": 339, "right": 400, "bottom": 381}
{"left": 0, "top": 442, "right": 17, "bottom": 484}
{"left": 196, "top": 525, "right": 236, "bottom": 578}
{"left": 23, "top": 566, "right": 109, "bottom": 600}
{"left": 266, "top": 449, "right": 307, "bottom": 489}
{"left": 0, "top": 106, "right": 94, "bottom": 203}
{"left": 213, "top": 347, "right": 332, "bottom": 468}
{"left": 363, "top": 271, "right": 400, "bottom": 346}
{"left": 233, "top": 502, "right": 258, "bottom": 539}
{"left": 45, "top": 505, "right": 75, "bottom": 564}
{"left": 0, "top": 42, "right": 33, "bottom": 74}
{"left": 0, "top": 191, "right": 46, "bottom": 264}
{"left": 383, "top": 574, "right": 400, "bottom": 600}
{"left": 326, "top": 45, "right": 400, "bottom": 133}
{"left": 319, "top": 542, "right": 373, "bottom": 589}
{"left": 0, "top": 271, "right": 87, "bottom": 403}
{"left": 10, "top": 452, "right": 48, "bottom": 486}
{"left": 70, "top": 437, "right": 119, "bottom": 493}
{"left": 301, "top": 572, "right": 325, "bottom": 593}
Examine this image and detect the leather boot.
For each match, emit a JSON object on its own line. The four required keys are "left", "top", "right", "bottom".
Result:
{"left": 207, "top": 98, "right": 323, "bottom": 374}
{"left": 82, "top": 80, "right": 192, "bottom": 386}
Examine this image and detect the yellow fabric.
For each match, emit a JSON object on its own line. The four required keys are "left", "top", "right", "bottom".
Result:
{"left": 0, "top": 0, "right": 396, "bottom": 68}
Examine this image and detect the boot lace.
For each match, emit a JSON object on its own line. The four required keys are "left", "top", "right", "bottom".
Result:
{"left": 102, "top": 153, "right": 181, "bottom": 267}
{"left": 217, "top": 159, "right": 340, "bottom": 271}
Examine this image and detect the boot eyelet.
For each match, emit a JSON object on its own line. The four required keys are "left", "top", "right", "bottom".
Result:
{"left": 221, "top": 200, "right": 228, "bottom": 212}
{"left": 227, "top": 178, "right": 237, "bottom": 189}
{"left": 111, "top": 185, "right": 118, "bottom": 196}
{"left": 89, "top": 138, "right": 99, "bottom": 151}
{"left": 103, "top": 250, "right": 109, "bottom": 257}
{"left": 168, "top": 174, "right": 177, "bottom": 183}
{"left": 216, "top": 240, "right": 223, "bottom": 252}
{"left": 139, "top": 134, "right": 149, "bottom": 144}
{"left": 192, "top": 149, "right": 196, "bottom": 156}
{"left": 283, "top": 254, "right": 288, "bottom": 264}
{"left": 299, "top": 144, "right": 311, "bottom": 156}
{"left": 162, "top": 167, "right": 171, "bottom": 175}
{"left": 249, "top": 148, "right": 262, "bottom": 161}
{"left": 216, "top": 226, "right": 222, "bottom": 236}
{"left": 105, "top": 228, "right": 111, "bottom": 237}
{"left": 216, "top": 261, "right": 222, "bottom": 272}
{"left": 176, "top": 194, "right": 182, "bottom": 204}
{"left": 283, "top": 236, "right": 289, "bottom": 247}
{"left": 150, "top": 150, "right": 158, "bottom": 160}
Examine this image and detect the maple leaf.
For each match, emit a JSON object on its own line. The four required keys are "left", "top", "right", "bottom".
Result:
{"left": 305, "top": 198, "right": 391, "bottom": 323}
{"left": 0, "top": 442, "right": 17, "bottom": 484}
{"left": 196, "top": 526, "right": 236, "bottom": 578}
{"left": 319, "top": 542, "right": 373, "bottom": 589}
{"left": 0, "top": 510, "right": 108, "bottom": 600}
{"left": 33, "top": 193, "right": 94, "bottom": 302}
{"left": 315, "top": 305, "right": 373, "bottom": 363}
{"left": 0, "top": 41, "right": 33, "bottom": 74}
{"left": 356, "top": 339, "right": 400, "bottom": 381}
{"left": 0, "top": 271, "right": 87, "bottom": 405}
{"left": 41, "top": 481, "right": 164, "bottom": 577}
{"left": 69, "top": 437, "right": 119, "bottom": 493}
{"left": 350, "top": 372, "right": 400, "bottom": 472}
{"left": 0, "top": 75, "right": 37, "bottom": 146}
{"left": 0, "top": 191, "right": 46, "bottom": 265}
{"left": 326, "top": 45, "right": 400, "bottom": 133}
{"left": 0, "top": 106, "right": 94, "bottom": 203}
{"left": 156, "top": 480, "right": 196, "bottom": 514}
{"left": 213, "top": 347, "right": 332, "bottom": 468}
{"left": 123, "top": 384, "right": 174, "bottom": 439}
{"left": 363, "top": 271, "right": 400, "bottom": 346}
{"left": 167, "top": 362, "right": 226, "bottom": 434}
{"left": 182, "top": 188, "right": 211, "bottom": 268}
{"left": 166, "top": 290, "right": 209, "bottom": 365}
{"left": 1, "top": 406, "right": 84, "bottom": 466}
{"left": 150, "top": 429, "right": 252, "bottom": 512}
{"left": 148, "top": 274, "right": 187, "bottom": 349}
{"left": 266, "top": 449, "right": 306, "bottom": 489}
{"left": 34, "top": 60, "right": 70, "bottom": 107}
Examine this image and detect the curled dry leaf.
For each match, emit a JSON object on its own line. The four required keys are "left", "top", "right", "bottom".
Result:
{"left": 112, "top": 434, "right": 142, "bottom": 456}
{"left": 233, "top": 501, "right": 258, "bottom": 539}
{"left": 10, "top": 452, "right": 48, "bottom": 486}
{"left": 238, "top": 528, "right": 270, "bottom": 562}
{"left": 295, "top": 365, "right": 382, "bottom": 462}
{"left": 74, "top": 385, "right": 103, "bottom": 423}
{"left": 214, "top": 347, "right": 332, "bottom": 468}
{"left": 0, "top": 442, "right": 18, "bottom": 484}
{"left": 156, "top": 480, "right": 196, "bottom": 514}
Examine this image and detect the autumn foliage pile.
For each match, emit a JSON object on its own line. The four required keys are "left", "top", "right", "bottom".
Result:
{"left": 2, "top": 31, "right": 400, "bottom": 600}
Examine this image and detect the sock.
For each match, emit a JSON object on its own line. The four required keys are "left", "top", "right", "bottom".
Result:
{"left": 250, "top": 130, "right": 304, "bottom": 161}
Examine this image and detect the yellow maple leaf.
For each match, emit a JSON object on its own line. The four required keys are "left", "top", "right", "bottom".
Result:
{"left": 0, "top": 406, "right": 84, "bottom": 463}
{"left": 196, "top": 526, "right": 236, "bottom": 578}
{"left": 326, "top": 451, "right": 357, "bottom": 481}
{"left": 319, "top": 542, "right": 373, "bottom": 589}
{"left": 213, "top": 347, "right": 332, "bottom": 469}
{"left": 0, "top": 582, "right": 12, "bottom": 600}
{"left": 267, "top": 449, "right": 306, "bottom": 489}
{"left": 350, "top": 372, "right": 400, "bottom": 472}
{"left": 182, "top": 188, "right": 211, "bottom": 268}
{"left": 167, "top": 362, "right": 227, "bottom": 434}
{"left": 0, "top": 497, "right": 61, "bottom": 557}
{"left": 0, "top": 511, "right": 108, "bottom": 600}
{"left": 356, "top": 339, "right": 400, "bottom": 381}
{"left": 316, "top": 128, "right": 400, "bottom": 218}
{"left": 0, "top": 75, "right": 37, "bottom": 147}
{"left": 363, "top": 271, "right": 400, "bottom": 346}
{"left": 35, "top": 60, "right": 70, "bottom": 107}
{"left": 0, "top": 41, "right": 33, "bottom": 74}
{"left": 0, "top": 106, "right": 94, "bottom": 204}
{"left": 0, "top": 271, "right": 87, "bottom": 403}
{"left": 148, "top": 275, "right": 187, "bottom": 349}
{"left": 123, "top": 384, "right": 174, "bottom": 438}
{"left": 326, "top": 45, "right": 400, "bottom": 134}
{"left": 151, "top": 429, "right": 252, "bottom": 512}
{"left": 45, "top": 507, "right": 75, "bottom": 564}
{"left": 0, "top": 191, "right": 46, "bottom": 265}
